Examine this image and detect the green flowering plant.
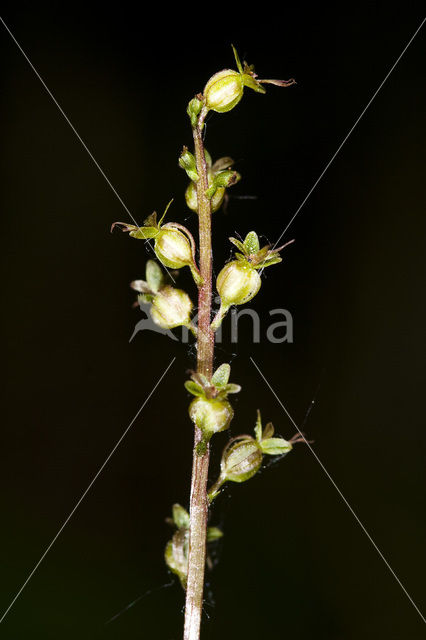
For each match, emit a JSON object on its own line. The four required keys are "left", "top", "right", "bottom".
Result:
{"left": 113, "top": 46, "right": 302, "bottom": 640}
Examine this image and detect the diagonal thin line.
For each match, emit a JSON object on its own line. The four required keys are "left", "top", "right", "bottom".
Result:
{"left": 0, "top": 15, "right": 139, "bottom": 226}
{"left": 0, "top": 14, "right": 177, "bottom": 282}
{"left": 271, "top": 15, "right": 426, "bottom": 250}
{"left": 250, "top": 356, "right": 426, "bottom": 625}
{"left": 0, "top": 357, "right": 176, "bottom": 624}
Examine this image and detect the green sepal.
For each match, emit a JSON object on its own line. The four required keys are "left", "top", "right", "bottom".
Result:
{"left": 242, "top": 73, "right": 266, "bottom": 94}
{"left": 172, "top": 503, "right": 190, "bottom": 529}
{"left": 255, "top": 254, "right": 282, "bottom": 269}
{"left": 262, "top": 421, "right": 275, "bottom": 439}
{"left": 223, "top": 383, "right": 241, "bottom": 394}
{"left": 212, "top": 156, "right": 234, "bottom": 173}
{"left": 211, "top": 363, "right": 231, "bottom": 388}
{"left": 234, "top": 252, "right": 247, "bottom": 262}
{"left": 260, "top": 437, "right": 292, "bottom": 455}
{"left": 179, "top": 147, "right": 199, "bottom": 182}
{"left": 207, "top": 527, "right": 224, "bottom": 542}
{"left": 229, "top": 237, "right": 246, "bottom": 253}
{"left": 204, "top": 149, "right": 212, "bottom": 167}
{"left": 184, "top": 381, "right": 205, "bottom": 397}
{"left": 231, "top": 44, "right": 244, "bottom": 74}
{"left": 244, "top": 231, "right": 260, "bottom": 255}
{"left": 214, "top": 170, "right": 240, "bottom": 188}
{"left": 205, "top": 183, "right": 218, "bottom": 200}
{"left": 186, "top": 169, "right": 199, "bottom": 182}
{"left": 129, "top": 226, "right": 159, "bottom": 239}
{"left": 145, "top": 259, "right": 164, "bottom": 292}
{"left": 191, "top": 372, "right": 209, "bottom": 388}
{"left": 157, "top": 199, "right": 174, "bottom": 227}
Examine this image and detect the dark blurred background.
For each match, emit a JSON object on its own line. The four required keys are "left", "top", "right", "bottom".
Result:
{"left": 1, "top": 2, "right": 425, "bottom": 638}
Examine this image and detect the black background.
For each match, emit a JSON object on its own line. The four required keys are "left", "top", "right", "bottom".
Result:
{"left": 1, "top": 2, "right": 425, "bottom": 638}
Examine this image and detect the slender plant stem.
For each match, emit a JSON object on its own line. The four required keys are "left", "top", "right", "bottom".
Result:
{"left": 183, "top": 107, "right": 214, "bottom": 640}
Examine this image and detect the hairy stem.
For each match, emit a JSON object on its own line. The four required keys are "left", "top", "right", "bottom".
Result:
{"left": 184, "top": 107, "right": 214, "bottom": 640}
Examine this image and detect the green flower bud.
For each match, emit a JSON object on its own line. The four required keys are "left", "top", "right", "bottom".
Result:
{"left": 154, "top": 228, "right": 193, "bottom": 269}
{"left": 221, "top": 437, "right": 263, "bottom": 483}
{"left": 216, "top": 260, "right": 261, "bottom": 308}
{"left": 187, "top": 96, "right": 203, "bottom": 128}
{"left": 178, "top": 146, "right": 198, "bottom": 182}
{"left": 185, "top": 181, "right": 198, "bottom": 212}
{"left": 185, "top": 180, "right": 225, "bottom": 214}
{"left": 189, "top": 396, "right": 234, "bottom": 437}
{"left": 150, "top": 285, "right": 192, "bottom": 329}
{"left": 204, "top": 69, "right": 245, "bottom": 113}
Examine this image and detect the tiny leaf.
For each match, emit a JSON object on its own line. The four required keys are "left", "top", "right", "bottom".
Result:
{"left": 211, "top": 363, "right": 231, "bottom": 388}
{"left": 184, "top": 381, "right": 205, "bottom": 397}
{"left": 260, "top": 437, "right": 292, "bottom": 456}
{"left": 244, "top": 231, "right": 260, "bottom": 255}
{"left": 172, "top": 503, "right": 190, "bottom": 529}
{"left": 242, "top": 74, "right": 266, "bottom": 94}
{"left": 207, "top": 527, "right": 224, "bottom": 542}
{"left": 145, "top": 260, "right": 164, "bottom": 292}
{"left": 223, "top": 383, "right": 241, "bottom": 394}
{"left": 212, "top": 156, "right": 234, "bottom": 173}
{"left": 129, "top": 226, "right": 159, "bottom": 239}
{"left": 262, "top": 421, "right": 275, "bottom": 440}
{"left": 231, "top": 44, "right": 244, "bottom": 74}
{"left": 229, "top": 237, "right": 246, "bottom": 253}
{"left": 256, "top": 255, "right": 282, "bottom": 269}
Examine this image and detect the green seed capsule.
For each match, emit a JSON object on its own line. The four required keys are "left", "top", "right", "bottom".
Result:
{"left": 204, "top": 69, "right": 244, "bottom": 113}
{"left": 150, "top": 286, "right": 192, "bottom": 329}
{"left": 154, "top": 229, "right": 193, "bottom": 269}
{"left": 216, "top": 260, "right": 261, "bottom": 308}
{"left": 189, "top": 396, "right": 234, "bottom": 437}
{"left": 221, "top": 438, "right": 263, "bottom": 483}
